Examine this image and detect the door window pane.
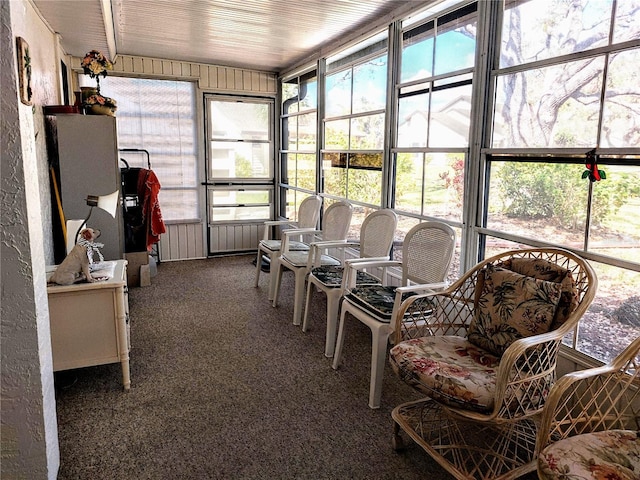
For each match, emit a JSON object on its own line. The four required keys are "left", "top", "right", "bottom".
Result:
{"left": 209, "top": 142, "right": 271, "bottom": 179}
{"left": 211, "top": 102, "right": 269, "bottom": 142}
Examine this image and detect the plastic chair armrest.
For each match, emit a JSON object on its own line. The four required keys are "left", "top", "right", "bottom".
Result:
{"left": 395, "top": 282, "right": 448, "bottom": 294}
{"left": 261, "top": 220, "right": 299, "bottom": 240}
{"left": 281, "top": 228, "right": 321, "bottom": 252}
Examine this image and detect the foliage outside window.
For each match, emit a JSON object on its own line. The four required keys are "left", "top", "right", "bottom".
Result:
{"left": 323, "top": 33, "right": 387, "bottom": 206}
{"left": 393, "top": 3, "right": 476, "bottom": 225}
{"left": 98, "top": 76, "right": 198, "bottom": 222}
{"left": 486, "top": 0, "right": 640, "bottom": 363}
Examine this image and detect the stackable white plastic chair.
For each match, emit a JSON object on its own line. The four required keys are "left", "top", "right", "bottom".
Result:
{"left": 302, "top": 209, "right": 398, "bottom": 358}
{"left": 332, "top": 221, "right": 456, "bottom": 409}
{"left": 271, "top": 200, "right": 353, "bottom": 326}
{"left": 254, "top": 195, "right": 322, "bottom": 300}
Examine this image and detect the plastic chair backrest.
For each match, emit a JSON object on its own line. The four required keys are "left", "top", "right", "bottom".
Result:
{"left": 359, "top": 209, "right": 398, "bottom": 259}
{"left": 401, "top": 221, "right": 456, "bottom": 286}
{"left": 321, "top": 201, "right": 353, "bottom": 241}
{"left": 297, "top": 195, "right": 322, "bottom": 229}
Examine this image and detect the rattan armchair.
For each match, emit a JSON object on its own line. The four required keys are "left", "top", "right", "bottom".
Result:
{"left": 537, "top": 336, "right": 640, "bottom": 480}
{"left": 388, "top": 248, "right": 597, "bottom": 480}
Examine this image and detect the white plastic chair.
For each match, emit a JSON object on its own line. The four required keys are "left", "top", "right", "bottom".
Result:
{"left": 271, "top": 200, "right": 353, "bottom": 326}
{"left": 302, "top": 209, "right": 398, "bottom": 358}
{"left": 254, "top": 195, "right": 322, "bottom": 301}
{"left": 332, "top": 221, "right": 456, "bottom": 409}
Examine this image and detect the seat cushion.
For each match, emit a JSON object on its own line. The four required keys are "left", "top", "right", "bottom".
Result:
{"left": 389, "top": 336, "right": 501, "bottom": 412}
{"left": 468, "top": 264, "right": 563, "bottom": 356}
{"left": 538, "top": 430, "right": 640, "bottom": 480}
{"left": 281, "top": 251, "right": 341, "bottom": 268}
{"left": 345, "top": 285, "right": 417, "bottom": 321}
{"left": 260, "top": 239, "right": 309, "bottom": 252}
{"left": 311, "top": 265, "right": 380, "bottom": 288}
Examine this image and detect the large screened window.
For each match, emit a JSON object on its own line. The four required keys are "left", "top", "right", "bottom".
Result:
{"left": 274, "top": 0, "right": 638, "bottom": 365}
{"left": 323, "top": 31, "right": 388, "bottom": 207}
{"left": 485, "top": 0, "right": 640, "bottom": 363}
{"left": 393, "top": 2, "right": 477, "bottom": 225}
{"left": 280, "top": 70, "right": 317, "bottom": 199}
{"left": 97, "top": 76, "right": 199, "bottom": 222}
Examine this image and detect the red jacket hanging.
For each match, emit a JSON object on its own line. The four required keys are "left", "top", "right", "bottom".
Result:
{"left": 137, "top": 168, "right": 166, "bottom": 251}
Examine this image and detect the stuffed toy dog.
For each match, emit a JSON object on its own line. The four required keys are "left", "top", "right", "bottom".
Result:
{"left": 49, "top": 228, "right": 104, "bottom": 285}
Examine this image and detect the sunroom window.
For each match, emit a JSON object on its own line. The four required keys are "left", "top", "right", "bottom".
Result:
{"left": 484, "top": 0, "right": 640, "bottom": 363}
{"left": 323, "top": 31, "right": 388, "bottom": 207}
{"left": 280, "top": 69, "right": 318, "bottom": 220}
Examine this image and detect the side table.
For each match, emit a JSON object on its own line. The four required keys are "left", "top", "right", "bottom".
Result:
{"left": 46, "top": 259, "right": 131, "bottom": 390}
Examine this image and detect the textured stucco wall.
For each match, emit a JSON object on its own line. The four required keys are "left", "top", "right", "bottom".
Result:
{"left": 1, "top": 1, "right": 60, "bottom": 478}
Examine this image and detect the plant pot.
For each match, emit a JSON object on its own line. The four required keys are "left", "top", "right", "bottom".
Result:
{"left": 81, "top": 86, "right": 98, "bottom": 102}
{"left": 87, "top": 104, "right": 117, "bottom": 116}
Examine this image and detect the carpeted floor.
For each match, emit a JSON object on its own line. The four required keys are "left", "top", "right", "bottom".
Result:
{"left": 54, "top": 255, "right": 537, "bottom": 480}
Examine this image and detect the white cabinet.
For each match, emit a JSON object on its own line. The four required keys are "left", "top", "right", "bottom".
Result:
{"left": 56, "top": 114, "right": 124, "bottom": 260}
{"left": 47, "top": 260, "right": 131, "bottom": 390}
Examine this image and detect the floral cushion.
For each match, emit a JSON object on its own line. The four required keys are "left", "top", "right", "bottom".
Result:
{"left": 500, "top": 258, "right": 579, "bottom": 329}
{"left": 345, "top": 285, "right": 418, "bottom": 321}
{"left": 311, "top": 265, "right": 380, "bottom": 288}
{"left": 468, "top": 264, "right": 563, "bottom": 356}
{"left": 389, "top": 336, "right": 501, "bottom": 412}
{"left": 538, "top": 430, "right": 640, "bottom": 480}
{"left": 260, "top": 239, "right": 309, "bottom": 252}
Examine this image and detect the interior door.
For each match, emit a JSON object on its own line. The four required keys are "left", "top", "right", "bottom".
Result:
{"left": 204, "top": 95, "right": 274, "bottom": 255}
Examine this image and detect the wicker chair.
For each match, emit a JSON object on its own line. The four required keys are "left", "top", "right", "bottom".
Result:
{"left": 332, "top": 221, "right": 456, "bottom": 409}
{"left": 254, "top": 195, "right": 322, "bottom": 301}
{"left": 388, "top": 248, "right": 597, "bottom": 479}
{"left": 272, "top": 200, "right": 353, "bottom": 326}
{"left": 537, "top": 336, "right": 640, "bottom": 480}
{"left": 302, "top": 209, "right": 398, "bottom": 358}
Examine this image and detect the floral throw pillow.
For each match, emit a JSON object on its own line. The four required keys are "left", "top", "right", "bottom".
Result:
{"left": 468, "top": 264, "right": 563, "bottom": 356}
{"left": 500, "top": 257, "right": 579, "bottom": 329}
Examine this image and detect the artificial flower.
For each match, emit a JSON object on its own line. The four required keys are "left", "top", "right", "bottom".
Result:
{"left": 81, "top": 50, "right": 113, "bottom": 78}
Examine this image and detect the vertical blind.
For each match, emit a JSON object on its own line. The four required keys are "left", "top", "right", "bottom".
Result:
{"left": 95, "top": 76, "right": 199, "bottom": 222}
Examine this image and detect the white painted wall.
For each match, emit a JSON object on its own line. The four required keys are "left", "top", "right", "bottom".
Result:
{"left": 1, "top": 1, "right": 66, "bottom": 478}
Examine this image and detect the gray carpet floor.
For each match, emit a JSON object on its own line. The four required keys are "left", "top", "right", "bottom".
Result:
{"left": 54, "top": 254, "right": 537, "bottom": 480}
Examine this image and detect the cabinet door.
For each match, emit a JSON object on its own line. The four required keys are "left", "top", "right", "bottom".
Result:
{"left": 57, "top": 115, "right": 124, "bottom": 260}
{"left": 48, "top": 289, "right": 119, "bottom": 371}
